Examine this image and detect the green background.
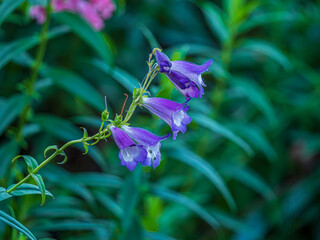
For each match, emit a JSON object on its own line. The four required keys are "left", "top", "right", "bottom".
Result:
{"left": 0, "top": 0, "right": 320, "bottom": 239}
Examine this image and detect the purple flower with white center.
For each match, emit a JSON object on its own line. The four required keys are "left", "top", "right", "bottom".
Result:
{"left": 122, "top": 126, "right": 169, "bottom": 169}
{"left": 110, "top": 126, "right": 147, "bottom": 171}
{"left": 141, "top": 97, "right": 192, "bottom": 140}
{"left": 155, "top": 50, "right": 213, "bottom": 100}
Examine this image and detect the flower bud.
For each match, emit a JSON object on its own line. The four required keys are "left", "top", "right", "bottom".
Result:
{"left": 101, "top": 109, "right": 109, "bottom": 122}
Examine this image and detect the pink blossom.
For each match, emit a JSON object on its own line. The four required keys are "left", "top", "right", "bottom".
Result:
{"left": 89, "top": 0, "right": 116, "bottom": 19}
{"left": 29, "top": 0, "right": 115, "bottom": 31}
{"left": 29, "top": 6, "right": 46, "bottom": 24}
{"left": 76, "top": 0, "right": 104, "bottom": 30}
{"left": 52, "top": 0, "right": 78, "bottom": 12}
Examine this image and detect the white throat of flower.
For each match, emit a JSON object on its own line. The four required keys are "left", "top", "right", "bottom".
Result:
{"left": 120, "top": 146, "right": 140, "bottom": 162}
{"left": 147, "top": 142, "right": 160, "bottom": 161}
{"left": 173, "top": 110, "right": 185, "bottom": 127}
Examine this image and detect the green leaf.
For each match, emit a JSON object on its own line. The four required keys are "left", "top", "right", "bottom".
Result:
{"left": 0, "top": 95, "right": 29, "bottom": 136}
{"left": 0, "top": 187, "right": 12, "bottom": 202}
{"left": 144, "top": 231, "right": 177, "bottom": 240}
{"left": 31, "top": 174, "right": 47, "bottom": 206}
{"left": 198, "top": 1, "right": 230, "bottom": 42}
{"left": 229, "top": 122, "right": 277, "bottom": 162}
{"left": 0, "top": 26, "right": 69, "bottom": 69}
{"left": 43, "top": 145, "right": 58, "bottom": 158}
{"left": 229, "top": 77, "right": 277, "bottom": 125}
{"left": 0, "top": 140, "right": 19, "bottom": 178}
{"left": 219, "top": 164, "right": 276, "bottom": 202}
{"left": 0, "top": 210, "right": 37, "bottom": 240}
{"left": 91, "top": 59, "right": 140, "bottom": 92}
{"left": 53, "top": 12, "right": 113, "bottom": 64}
{"left": 95, "top": 191, "right": 123, "bottom": 218}
{"left": 57, "top": 151, "right": 68, "bottom": 165}
{"left": 151, "top": 186, "right": 220, "bottom": 229}
{"left": 71, "top": 173, "right": 123, "bottom": 188}
{"left": 238, "top": 39, "right": 292, "bottom": 70}
{"left": 238, "top": 12, "right": 298, "bottom": 33}
{"left": 33, "top": 220, "right": 114, "bottom": 240}
{"left": 32, "top": 206, "right": 93, "bottom": 219}
{"left": 81, "top": 127, "right": 89, "bottom": 155}
{"left": 211, "top": 209, "right": 261, "bottom": 238}
{"left": 139, "top": 24, "right": 160, "bottom": 49}
{"left": 165, "top": 144, "right": 236, "bottom": 212}
{"left": 28, "top": 0, "right": 49, "bottom": 6}
{"left": 0, "top": 0, "right": 24, "bottom": 26}
{"left": 12, "top": 155, "right": 39, "bottom": 173}
{"left": 8, "top": 183, "right": 53, "bottom": 199}
{"left": 191, "top": 113, "right": 254, "bottom": 155}
{"left": 44, "top": 67, "right": 104, "bottom": 111}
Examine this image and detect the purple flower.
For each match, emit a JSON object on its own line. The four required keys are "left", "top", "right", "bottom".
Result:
{"left": 141, "top": 97, "right": 192, "bottom": 140}
{"left": 155, "top": 50, "right": 213, "bottom": 100}
{"left": 122, "top": 126, "right": 169, "bottom": 169}
{"left": 29, "top": 6, "right": 46, "bottom": 24}
{"left": 110, "top": 126, "right": 147, "bottom": 171}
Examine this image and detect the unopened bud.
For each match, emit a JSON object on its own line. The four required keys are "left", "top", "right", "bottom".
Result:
{"left": 101, "top": 110, "right": 109, "bottom": 122}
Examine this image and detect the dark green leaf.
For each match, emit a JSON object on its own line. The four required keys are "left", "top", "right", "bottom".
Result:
{"left": 0, "top": 140, "right": 19, "bottom": 178}
{"left": 237, "top": 39, "right": 292, "bottom": 70}
{"left": 191, "top": 113, "right": 254, "bottom": 155}
{"left": 54, "top": 12, "right": 113, "bottom": 64}
{"left": 91, "top": 59, "right": 140, "bottom": 92}
{"left": 44, "top": 67, "right": 105, "bottom": 111}
{"left": 0, "top": 26, "right": 69, "bottom": 69}
{"left": 0, "top": 210, "right": 37, "bottom": 240}
{"left": 198, "top": 1, "right": 230, "bottom": 42}
{"left": 0, "top": 0, "right": 24, "bottom": 26}
{"left": 165, "top": 144, "right": 236, "bottom": 211}
{"left": 151, "top": 186, "right": 220, "bottom": 229}
{"left": 219, "top": 164, "right": 276, "bottom": 202}
{"left": 0, "top": 95, "right": 29, "bottom": 136}
{"left": 0, "top": 187, "right": 12, "bottom": 202}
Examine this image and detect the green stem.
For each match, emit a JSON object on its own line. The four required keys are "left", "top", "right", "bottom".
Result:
{"left": 7, "top": 128, "right": 109, "bottom": 194}
{"left": 16, "top": 2, "right": 52, "bottom": 141}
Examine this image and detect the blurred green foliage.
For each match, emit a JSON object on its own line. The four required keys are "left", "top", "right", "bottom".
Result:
{"left": 0, "top": 0, "right": 320, "bottom": 239}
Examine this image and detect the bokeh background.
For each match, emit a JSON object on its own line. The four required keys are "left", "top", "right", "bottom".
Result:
{"left": 1, "top": 0, "right": 320, "bottom": 239}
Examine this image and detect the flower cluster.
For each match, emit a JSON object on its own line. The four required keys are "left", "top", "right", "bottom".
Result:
{"left": 29, "top": 0, "right": 115, "bottom": 30}
{"left": 111, "top": 50, "right": 213, "bottom": 171}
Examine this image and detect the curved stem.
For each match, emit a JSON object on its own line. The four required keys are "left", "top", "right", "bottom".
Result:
{"left": 7, "top": 128, "right": 109, "bottom": 194}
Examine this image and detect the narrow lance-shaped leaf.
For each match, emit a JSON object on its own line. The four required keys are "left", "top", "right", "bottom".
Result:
{"left": 81, "top": 127, "right": 89, "bottom": 155}
{"left": 151, "top": 186, "right": 220, "bottom": 229}
{"left": 191, "top": 113, "right": 254, "bottom": 155}
{"left": 0, "top": 210, "right": 37, "bottom": 240}
{"left": 165, "top": 143, "right": 237, "bottom": 212}
{"left": 31, "top": 174, "right": 47, "bottom": 206}
{"left": 12, "top": 155, "right": 39, "bottom": 173}
{"left": 0, "top": 0, "right": 24, "bottom": 26}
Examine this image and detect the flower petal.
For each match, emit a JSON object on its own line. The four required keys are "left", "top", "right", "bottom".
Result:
{"left": 155, "top": 50, "right": 172, "bottom": 73}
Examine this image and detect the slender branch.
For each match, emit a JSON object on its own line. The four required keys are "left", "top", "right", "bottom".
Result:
{"left": 16, "top": 2, "right": 52, "bottom": 141}
{"left": 7, "top": 128, "right": 109, "bottom": 194}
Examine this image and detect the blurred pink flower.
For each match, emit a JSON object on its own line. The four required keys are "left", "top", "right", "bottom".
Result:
{"left": 52, "top": 0, "right": 78, "bottom": 12}
{"left": 90, "top": 0, "right": 116, "bottom": 19}
{"left": 29, "top": 0, "right": 115, "bottom": 31}
{"left": 29, "top": 6, "right": 46, "bottom": 24}
{"left": 76, "top": 0, "right": 104, "bottom": 30}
